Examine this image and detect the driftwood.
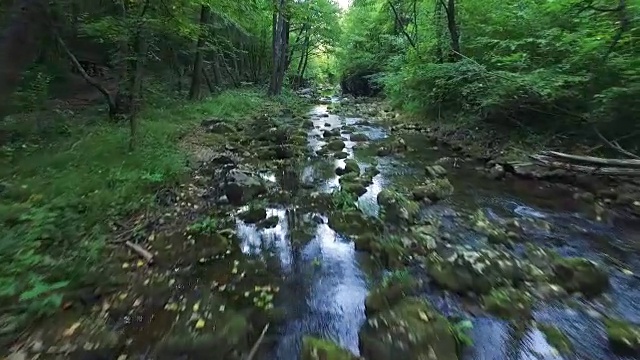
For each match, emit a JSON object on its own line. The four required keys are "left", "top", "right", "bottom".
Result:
{"left": 125, "top": 241, "right": 154, "bottom": 264}
{"left": 530, "top": 154, "right": 640, "bottom": 176}
{"left": 540, "top": 151, "right": 640, "bottom": 168}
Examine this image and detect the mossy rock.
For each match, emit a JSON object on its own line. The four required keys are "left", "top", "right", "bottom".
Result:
{"left": 341, "top": 182, "right": 367, "bottom": 197}
{"left": 301, "top": 336, "right": 359, "bottom": 360}
{"left": 425, "top": 248, "right": 529, "bottom": 294}
{"left": 365, "top": 276, "right": 419, "bottom": 316}
{"left": 552, "top": 257, "right": 609, "bottom": 296}
{"left": 336, "top": 159, "right": 360, "bottom": 176}
{"left": 482, "top": 287, "right": 532, "bottom": 319}
{"left": 238, "top": 206, "right": 267, "bottom": 223}
{"left": 359, "top": 298, "right": 458, "bottom": 360}
{"left": 413, "top": 178, "right": 454, "bottom": 202}
{"left": 326, "top": 139, "right": 346, "bottom": 151}
{"left": 538, "top": 323, "right": 573, "bottom": 355}
{"left": 377, "top": 189, "right": 420, "bottom": 226}
{"left": 328, "top": 210, "right": 383, "bottom": 236}
{"left": 323, "top": 129, "right": 341, "bottom": 138}
{"left": 605, "top": 318, "right": 640, "bottom": 355}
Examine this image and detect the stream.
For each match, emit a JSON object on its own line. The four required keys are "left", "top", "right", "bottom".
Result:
{"left": 242, "top": 102, "right": 640, "bottom": 360}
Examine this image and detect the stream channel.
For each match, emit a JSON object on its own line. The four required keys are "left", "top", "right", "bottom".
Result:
{"left": 244, "top": 101, "right": 640, "bottom": 360}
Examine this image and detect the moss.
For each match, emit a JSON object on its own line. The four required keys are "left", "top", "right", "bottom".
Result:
{"left": 301, "top": 336, "right": 359, "bottom": 360}
{"left": 538, "top": 323, "right": 573, "bottom": 355}
{"left": 471, "top": 210, "right": 516, "bottom": 247}
{"left": 359, "top": 298, "right": 459, "bottom": 360}
{"left": 377, "top": 189, "right": 420, "bottom": 226}
{"left": 413, "top": 178, "right": 454, "bottom": 202}
{"left": 604, "top": 318, "right": 640, "bottom": 354}
{"left": 336, "top": 159, "right": 360, "bottom": 175}
{"left": 552, "top": 257, "right": 609, "bottom": 296}
{"left": 482, "top": 287, "right": 532, "bottom": 319}
{"left": 326, "top": 139, "right": 346, "bottom": 151}
{"left": 365, "top": 273, "right": 418, "bottom": 316}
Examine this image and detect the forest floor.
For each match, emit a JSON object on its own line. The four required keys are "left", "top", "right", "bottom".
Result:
{"left": 0, "top": 87, "right": 311, "bottom": 358}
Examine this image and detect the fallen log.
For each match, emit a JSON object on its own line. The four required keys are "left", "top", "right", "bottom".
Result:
{"left": 541, "top": 151, "right": 640, "bottom": 168}
{"left": 530, "top": 155, "right": 640, "bottom": 176}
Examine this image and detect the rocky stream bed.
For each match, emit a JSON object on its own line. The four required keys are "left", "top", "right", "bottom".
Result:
{"left": 9, "top": 97, "right": 640, "bottom": 360}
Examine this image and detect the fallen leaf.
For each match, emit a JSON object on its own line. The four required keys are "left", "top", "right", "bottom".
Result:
{"left": 63, "top": 322, "right": 81, "bottom": 337}
{"left": 195, "top": 319, "right": 206, "bottom": 329}
{"left": 622, "top": 268, "right": 634, "bottom": 276}
{"left": 192, "top": 301, "right": 200, "bottom": 312}
{"left": 122, "top": 263, "right": 130, "bottom": 269}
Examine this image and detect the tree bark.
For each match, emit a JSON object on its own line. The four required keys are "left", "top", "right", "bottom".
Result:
{"left": 268, "top": 0, "right": 288, "bottom": 96}
{"left": 440, "top": 0, "right": 460, "bottom": 61}
{"left": 0, "top": 0, "right": 48, "bottom": 118}
{"left": 189, "top": 5, "right": 211, "bottom": 100}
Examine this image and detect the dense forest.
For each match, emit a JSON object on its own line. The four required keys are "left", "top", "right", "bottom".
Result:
{"left": 2, "top": 0, "right": 640, "bottom": 359}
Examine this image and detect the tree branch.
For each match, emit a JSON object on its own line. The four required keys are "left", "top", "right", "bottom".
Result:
{"left": 388, "top": 1, "right": 417, "bottom": 50}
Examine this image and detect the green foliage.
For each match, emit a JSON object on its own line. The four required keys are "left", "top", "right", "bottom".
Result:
{"left": 331, "top": 188, "right": 359, "bottom": 211}
{"left": 450, "top": 319, "right": 474, "bottom": 348}
{"left": 338, "top": 0, "right": 640, "bottom": 143}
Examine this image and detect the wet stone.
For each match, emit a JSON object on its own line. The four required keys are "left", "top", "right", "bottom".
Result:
{"left": 359, "top": 298, "right": 459, "bottom": 360}
{"left": 326, "top": 139, "right": 346, "bottom": 151}
{"left": 238, "top": 206, "right": 267, "bottom": 223}
{"left": 350, "top": 133, "right": 369, "bottom": 142}
{"left": 482, "top": 287, "right": 533, "bottom": 319}
{"left": 538, "top": 323, "right": 574, "bottom": 355}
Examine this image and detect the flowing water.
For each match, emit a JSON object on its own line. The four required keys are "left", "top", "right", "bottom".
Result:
{"left": 240, "top": 102, "right": 640, "bottom": 360}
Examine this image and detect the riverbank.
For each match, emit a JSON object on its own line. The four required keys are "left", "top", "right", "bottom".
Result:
{"left": 0, "top": 88, "right": 312, "bottom": 357}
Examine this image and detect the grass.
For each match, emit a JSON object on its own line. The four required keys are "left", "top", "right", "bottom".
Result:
{"left": 0, "top": 87, "right": 307, "bottom": 334}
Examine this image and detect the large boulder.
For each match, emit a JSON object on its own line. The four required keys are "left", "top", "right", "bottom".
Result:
{"left": 377, "top": 189, "right": 420, "bottom": 226}
{"left": 223, "top": 169, "right": 267, "bottom": 205}
{"left": 359, "top": 298, "right": 459, "bottom": 360}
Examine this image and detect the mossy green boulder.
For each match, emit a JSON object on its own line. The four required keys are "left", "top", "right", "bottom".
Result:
{"left": 359, "top": 298, "right": 459, "bottom": 360}
{"left": 301, "top": 336, "right": 359, "bottom": 360}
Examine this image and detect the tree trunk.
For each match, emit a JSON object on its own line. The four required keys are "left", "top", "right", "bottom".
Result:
{"left": 127, "top": 29, "right": 148, "bottom": 151}
{"left": 189, "top": 5, "right": 211, "bottom": 100}
{"left": 444, "top": 0, "right": 460, "bottom": 61}
{"left": 268, "top": 0, "right": 287, "bottom": 96}
{"left": 0, "top": 0, "right": 48, "bottom": 118}
{"left": 202, "top": 67, "right": 215, "bottom": 93}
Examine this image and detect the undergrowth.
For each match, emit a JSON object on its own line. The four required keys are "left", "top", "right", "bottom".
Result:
{"left": 0, "top": 88, "right": 304, "bottom": 338}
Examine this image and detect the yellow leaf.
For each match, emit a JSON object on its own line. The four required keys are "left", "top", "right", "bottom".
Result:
{"left": 136, "top": 260, "right": 145, "bottom": 267}
{"left": 622, "top": 268, "right": 634, "bottom": 276}
{"left": 192, "top": 301, "right": 200, "bottom": 312}
{"left": 122, "top": 263, "right": 130, "bottom": 269}
{"left": 195, "top": 319, "right": 206, "bottom": 329}
{"left": 62, "top": 322, "right": 81, "bottom": 337}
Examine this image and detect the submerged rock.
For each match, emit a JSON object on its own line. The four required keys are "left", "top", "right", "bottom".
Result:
{"left": 376, "top": 138, "right": 407, "bottom": 156}
{"left": 359, "top": 298, "right": 459, "bottom": 360}
{"left": 328, "top": 209, "right": 383, "bottom": 236}
{"left": 605, "top": 318, "right": 640, "bottom": 355}
{"left": 301, "top": 336, "right": 359, "bottom": 360}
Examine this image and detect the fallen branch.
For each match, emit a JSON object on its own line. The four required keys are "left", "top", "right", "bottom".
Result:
{"left": 125, "top": 241, "right": 154, "bottom": 264}
{"left": 593, "top": 126, "right": 640, "bottom": 160}
{"left": 245, "top": 323, "right": 269, "bottom": 360}
{"left": 541, "top": 151, "right": 640, "bottom": 168}
{"left": 530, "top": 155, "right": 640, "bottom": 176}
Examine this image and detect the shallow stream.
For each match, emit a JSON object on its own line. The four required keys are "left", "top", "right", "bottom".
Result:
{"left": 246, "top": 103, "right": 640, "bottom": 360}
